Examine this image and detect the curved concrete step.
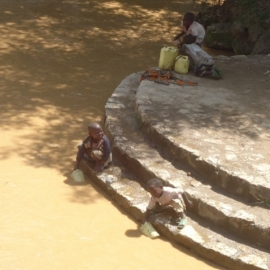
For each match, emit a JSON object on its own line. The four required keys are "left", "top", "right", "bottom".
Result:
{"left": 80, "top": 160, "right": 270, "bottom": 270}
{"left": 135, "top": 78, "right": 270, "bottom": 203}
{"left": 104, "top": 73, "right": 270, "bottom": 251}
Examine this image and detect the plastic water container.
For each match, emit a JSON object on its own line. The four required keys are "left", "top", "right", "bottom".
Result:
{"left": 174, "top": 55, "right": 190, "bottom": 74}
{"left": 158, "top": 47, "right": 178, "bottom": 70}
{"left": 140, "top": 222, "right": 160, "bottom": 239}
{"left": 71, "top": 169, "right": 85, "bottom": 183}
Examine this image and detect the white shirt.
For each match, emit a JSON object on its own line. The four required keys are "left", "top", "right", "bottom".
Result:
{"left": 147, "top": 186, "right": 184, "bottom": 209}
{"left": 182, "top": 21, "right": 205, "bottom": 44}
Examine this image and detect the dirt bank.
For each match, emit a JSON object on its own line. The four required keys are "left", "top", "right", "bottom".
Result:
{"left": 0, "top": 0, "right": 227, "bottom": 269}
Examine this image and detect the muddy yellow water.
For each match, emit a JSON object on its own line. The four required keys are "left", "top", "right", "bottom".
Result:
{"left": 0, "top": 1, "right": 225, "bottom": 269}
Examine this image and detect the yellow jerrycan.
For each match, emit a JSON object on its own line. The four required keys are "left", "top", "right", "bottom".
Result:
{"left": 174, "top": 55, "right": 190, "bottom": 74}
{"left": 158, "top": 47, "right": 178, "bottom": 70}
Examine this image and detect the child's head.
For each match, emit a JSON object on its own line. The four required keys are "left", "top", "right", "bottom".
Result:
{"left": 183, "top": 12, "right": 195, "bottom": 28}
{"left": 147, "top": 178, "right": 164, "bottom": 198}
{"left": 88, "top": 123, "right": 104, "bottom": 140}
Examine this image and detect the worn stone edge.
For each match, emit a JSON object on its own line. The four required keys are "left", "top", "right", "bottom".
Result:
{"left": 135, "top": 91, "right": 270, "bottom": 202}
{"left": 105, "top": 73, "right": 270, "bottom": 250}
{"left": 99, "top": 73, "right": 269, "bottom": 270}
{"left": 80, "top": 160, "right": 269, "bottom": 270}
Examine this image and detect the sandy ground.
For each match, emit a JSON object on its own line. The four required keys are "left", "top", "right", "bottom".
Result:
{"left": 0, "top": 0, "right": 228, "bottom": 269}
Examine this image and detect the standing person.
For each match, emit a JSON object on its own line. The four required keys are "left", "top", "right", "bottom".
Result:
{"left": 142, "top": 178, "right": 193, "bottom": 229}
{"left": 74, "top": 123, "right": 111, "bottom": 172}
{"left": 173, "top": 12, "right": 205, "bottom": 47}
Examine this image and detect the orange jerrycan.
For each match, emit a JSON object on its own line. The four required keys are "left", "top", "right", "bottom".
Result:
{"left": 158, "top": 47, "right": 178, "bottom": 70}
{"left": 174, "top": 55, "right": 190, "bottom": 74}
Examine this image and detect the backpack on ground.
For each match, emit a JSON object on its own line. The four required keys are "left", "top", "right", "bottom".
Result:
{"left": 181, "top": 44, "right": 221, "bottom": 78}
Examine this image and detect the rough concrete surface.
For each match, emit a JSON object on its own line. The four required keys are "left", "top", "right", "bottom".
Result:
{"left": 136, "top": 56, "right": 270, "bottom": 202}
{"left": 81, "top": 56, "right": 270, "bottom": 270}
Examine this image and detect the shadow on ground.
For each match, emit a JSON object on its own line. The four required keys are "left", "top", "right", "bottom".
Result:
{"left": 1, "top": 0, "right": 268, "bottom": 201}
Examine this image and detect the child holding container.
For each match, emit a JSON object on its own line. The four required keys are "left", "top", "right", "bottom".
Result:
{"left": 142, "top": 178, "right": 193, "bottom": 229}
{"left": 74, "top": 123, "right": 111, "bottom": 172}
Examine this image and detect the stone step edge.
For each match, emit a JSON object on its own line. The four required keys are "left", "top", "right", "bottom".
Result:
{"left": 135, "top": 83, "right": 270, "bottom": 202}
{"left": 106, "top": 116, "right": 270, "bottom": 251}
{"left": 79, "top": 161, "right": 269, "bottom": 270}
{"left": 104, "top": 73, "right": 270, "bottom": 250}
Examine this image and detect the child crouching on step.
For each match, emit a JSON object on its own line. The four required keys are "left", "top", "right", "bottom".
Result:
{"left": 74, "top": 123, "right": 111, "bottom": 172}
{"left": 143, "top": 178, "right": 193, "bottom": 229}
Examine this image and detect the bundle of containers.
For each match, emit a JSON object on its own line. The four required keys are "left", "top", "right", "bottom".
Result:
{"left": 158, "top": 45, "right": 215, "bottom": 76}
{"left": 158, "top": 46, "right": 189, "bottom": 74}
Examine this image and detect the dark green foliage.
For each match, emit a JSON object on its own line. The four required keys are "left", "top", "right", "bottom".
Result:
{"left": 235, "top": 0, "right": 270, "bottom": 28}
{"left": 205, "top": 29, "right": 233, "bottom": 49}
{"left": 198, "top": 0, "right": 270, "bottom": 29}
{"left": 231, "top": 38, "right": 254, "bottom": 54}
{"left": 196, "top": 0, "right": 234, "bottom": 28}
{"left": 198, "top": 0, "right": 270, "bottom": 54}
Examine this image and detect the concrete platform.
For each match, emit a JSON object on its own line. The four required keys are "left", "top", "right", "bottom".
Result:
{"left": 80, "top": 55, "right": 270, "bottom": 270}
{"left": 136, "top": 80, "right": 270, "bottom": 200}
{"left": 136, "top": 56, "right": 270, "bottom": 203}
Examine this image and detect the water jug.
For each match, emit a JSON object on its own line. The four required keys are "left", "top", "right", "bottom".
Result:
{"left": 158, "top": 47, "right": 178, "bottom": 70}
{"left": 174, "top": 55, "right": 190, "bottom": 74}
{"left": 71, "top": 169, "right": 85, "bottom": 183}
{"left": 140, "top": 222, "right": 160, "bottom": 239}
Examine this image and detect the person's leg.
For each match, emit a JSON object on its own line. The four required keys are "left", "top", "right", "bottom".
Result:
{"left": 103, "top": 153, "right": 112, "bottom": 168}
{"left": 183, "top": 34, "right": 196, "bottom": 45}
{"left": 195, "top": 64, "right": 212, "bottom": 77}
{"left": 90, "top": 151, "right": 112, "bottom": 171}
{"left": 171, "top": 198, "right": 187, "bottom": 229}
{"left": 212, "top": 66, "right": 223, "bottom": 78}
{"left": 153, "top": 203, "right": 164, "bottom": 212}
{"left": 77, "top": 142, "right": 92, "bottom": 160}
{"left": 176, "top": 211, "right": 187, "bottom": 229}
{"left": 144, "top": 209, "right": 158, "bottom": 223}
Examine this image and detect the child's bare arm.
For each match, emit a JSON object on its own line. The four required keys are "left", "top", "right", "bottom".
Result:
{"left": 182, "top": 192, "right": 193, "bottom": 208}
{"left": 142, "top": 209, "right": 151, "bottom": 223}
{"left": 74, "top": 143, "right": 86, "bottom": 170}
{"left": 173, "top": 31, "right": 185, "bottom": 40}
{"left": 74, "top": 161, "right": 80, "bottom": 170}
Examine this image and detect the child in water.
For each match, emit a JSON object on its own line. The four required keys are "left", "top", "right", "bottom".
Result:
{"left": 143, "top": 178, "right": 193, "bottom": 229}
{"left": 173, "top": 12, "right": 205, "bottom": 47}
{"left": 74, "top": 123, "right": 111, "bottom": 172}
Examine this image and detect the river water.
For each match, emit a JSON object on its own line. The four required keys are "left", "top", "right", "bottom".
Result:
{"left": 0, "top": 1, "right": 225, "bottom": 269}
